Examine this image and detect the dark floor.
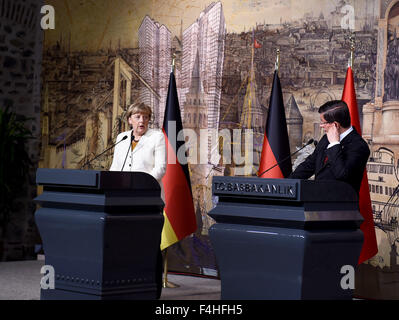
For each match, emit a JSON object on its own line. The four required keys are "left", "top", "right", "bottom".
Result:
{"left": 0, "top": 259, "right": 221, "bottom": 300}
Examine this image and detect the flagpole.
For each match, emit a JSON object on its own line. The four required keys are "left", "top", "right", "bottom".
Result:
{"left": 171, "top": 53, "right": 176, "bottom": 73}
{"left": 162, "top": 55, "right": 180, "bottom": 289}
{"left": 348, "top": 34, "right": 354, "bottom": 68}
{"left": 275, "top": 48, "right": 280, "bottom": 73}
{"left": 162, "top": 248, "right": 179, "bottom": 288}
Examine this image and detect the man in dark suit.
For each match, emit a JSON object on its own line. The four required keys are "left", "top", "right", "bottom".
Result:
{"left": 289, "top": 100, "right": 370, "bottom": 194}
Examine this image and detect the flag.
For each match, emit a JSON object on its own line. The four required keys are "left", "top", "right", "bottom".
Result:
{"left": 258, "top": 71, "right": 292, "bottom": 178}
{"left": 160, "top": 71, "right": 197, "bottom": 250}
{"left": 254, "top": 39, "right": 262, "bottom": 48}
{"left": 342, "top": 66, "right": 378, "bottom": 264}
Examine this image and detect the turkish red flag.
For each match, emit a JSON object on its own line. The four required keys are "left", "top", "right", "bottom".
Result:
{"left": 342, "top": 67, "right": 378, "bottom": 264}
{"left": 254, "top": 39, "right": 262, "bottom": 48}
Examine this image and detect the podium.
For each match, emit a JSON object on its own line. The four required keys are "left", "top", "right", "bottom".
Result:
{"left": 208, "top": 176, "right": 364, "bottom": 300}
{"left": 34, "top": 169, "right": 164, "bottom": 300}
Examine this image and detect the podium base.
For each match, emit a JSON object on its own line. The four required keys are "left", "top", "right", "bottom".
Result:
{"left": 210, "top": 223, "right": 363, "bottom": 300}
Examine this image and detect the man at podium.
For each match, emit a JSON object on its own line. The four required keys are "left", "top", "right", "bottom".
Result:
{"left": 289, "top": 100, "right": 370, "bottom": 194}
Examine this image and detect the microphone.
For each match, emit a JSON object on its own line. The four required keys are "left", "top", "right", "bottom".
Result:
{"left": 257, "top": 139, "right": 317, "bottom": 177}
{"left": 80, "top": 135, "right": 128, "bottom": 169}
{"left": 121, "top": 132, "right": 135, "bottom": 171}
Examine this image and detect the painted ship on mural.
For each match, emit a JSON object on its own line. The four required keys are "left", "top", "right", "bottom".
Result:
{"left": 367, "top": 147, "right": 399, "bottom": 247}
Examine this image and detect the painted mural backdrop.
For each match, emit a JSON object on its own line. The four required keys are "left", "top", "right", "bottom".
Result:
{"left": 41, "top": 0, "right": 399, "bottom": 299}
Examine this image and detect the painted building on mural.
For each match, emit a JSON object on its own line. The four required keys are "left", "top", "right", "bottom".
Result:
{"left": 367, "top": 148, "right": 399, "bottom": 217}
{"left": 138, "top": 15, "right": 171, "bottom": 128}
{"left": 362, "top": 0, "right": 399, "bottom": 232}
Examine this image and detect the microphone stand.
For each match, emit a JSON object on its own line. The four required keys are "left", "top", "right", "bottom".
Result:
{"left": 257, "top": 139, "right": 315, "bottom": 177}
{"left": 80, "top": 135, "right": 128, "bottom": 169}
{"left": 121, "top": 133, "right": 135, "bottom": 171}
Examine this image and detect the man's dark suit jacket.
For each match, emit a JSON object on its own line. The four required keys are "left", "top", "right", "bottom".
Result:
{"left": 289, "top": 128, "right": 370, "bottom": 194}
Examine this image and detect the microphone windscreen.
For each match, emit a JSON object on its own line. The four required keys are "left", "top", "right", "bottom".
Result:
{"left": 307, "top": 139, "right": 314, "bottom": 145}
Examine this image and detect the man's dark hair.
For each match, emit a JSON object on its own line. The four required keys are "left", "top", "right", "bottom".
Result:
{"left": 318, "top": 100, "right": 351, "bottom": 128}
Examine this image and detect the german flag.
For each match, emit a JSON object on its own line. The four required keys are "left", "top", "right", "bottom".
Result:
{"left": 258, "top": 71, "right": 292, "bottom": 178}
{"left": 342, "top": 66, "right": 378, "bottom": 264}
{"left": 160, "top": 71, "right": 197, "bottom": 250}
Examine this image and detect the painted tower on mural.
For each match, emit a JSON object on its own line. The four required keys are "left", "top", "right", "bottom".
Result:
{"left": 183, "top": 50, "right": 209, "bottom": 233}
{"left": 285, "top": 95, "right": 303, "bottom": 154}
{"left": 182, "top": 1, "right": 226, "bottom": 161}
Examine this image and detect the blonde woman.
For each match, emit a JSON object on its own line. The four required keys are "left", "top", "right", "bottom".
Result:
{"left": 110, "top": 102, "right": 166, "bottom": 184}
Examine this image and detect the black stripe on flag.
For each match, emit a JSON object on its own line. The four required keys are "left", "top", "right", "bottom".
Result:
{"left": 265, "top": 71, "right": 292, "bottom": 177}
{"left": 162, "top": 72, "right": 192, "bottom": 190}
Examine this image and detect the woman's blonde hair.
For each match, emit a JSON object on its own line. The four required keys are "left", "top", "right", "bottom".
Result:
{"left": 126, "top": 102, "right": 152, "bottom": 120}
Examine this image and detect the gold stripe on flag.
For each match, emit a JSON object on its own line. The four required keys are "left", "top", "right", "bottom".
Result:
{"left": 160, "top": 211, "right": 179, "bottom": 250}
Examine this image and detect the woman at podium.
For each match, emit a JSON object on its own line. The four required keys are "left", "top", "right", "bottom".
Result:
{"left": 109, "top": 102, "right": 166, "bottom": 184}
{"left": 109, "top": 102, "right": 166, "bottom": 299}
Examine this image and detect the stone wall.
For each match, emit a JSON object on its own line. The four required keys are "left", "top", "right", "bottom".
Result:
{"left": 0, "top": 0, "right": 43, "bottom": 260}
